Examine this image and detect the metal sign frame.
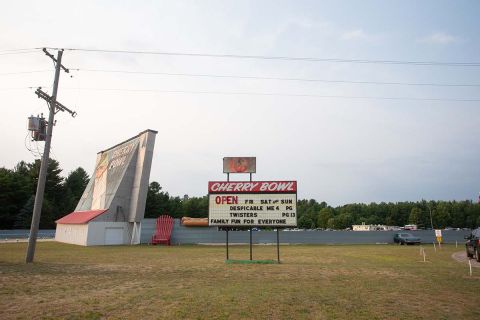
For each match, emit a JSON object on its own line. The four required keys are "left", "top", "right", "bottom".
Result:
{"left": 209, "top": 180, "right": 297, "bottom": 264}
{"left": 223, "top": 227, "right": 281, "bottom": 263}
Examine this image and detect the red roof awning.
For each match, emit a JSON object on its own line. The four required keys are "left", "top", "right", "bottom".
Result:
{"left": 56, "top": 209, "right": 108, "bottom": 224}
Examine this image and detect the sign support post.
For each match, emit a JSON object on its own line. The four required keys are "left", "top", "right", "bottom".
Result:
{"left": 249, "top": 229, "right": 253, "bottom": 260}
{"left": 277, "top": 229, "right": 280, "bottom": 263}
{"left": 226, "top": 229, "right": 229, "bottom": 260}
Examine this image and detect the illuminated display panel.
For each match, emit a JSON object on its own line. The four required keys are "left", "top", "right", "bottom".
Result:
{"left": 223, "top": 157, "right": 256, "bottom": 173}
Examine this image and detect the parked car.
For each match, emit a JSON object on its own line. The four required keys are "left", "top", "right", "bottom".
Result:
{"left": 393, "top": 233, "right": 421, "bottom": 245}
{"left": 465, "top": 227, "right": 480, "bottom": 262}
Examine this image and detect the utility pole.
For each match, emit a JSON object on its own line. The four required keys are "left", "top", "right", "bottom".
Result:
{"left": 26, "top": 49, "right": 76, "bottom": 263}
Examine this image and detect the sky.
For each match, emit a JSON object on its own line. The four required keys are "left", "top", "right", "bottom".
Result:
{"left": 0, "top": 1, "right": 479, "bottom": 205}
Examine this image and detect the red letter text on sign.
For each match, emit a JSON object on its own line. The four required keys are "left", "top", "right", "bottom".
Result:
{"left": 215, "top": 196, "right": 238, "bottom": 204}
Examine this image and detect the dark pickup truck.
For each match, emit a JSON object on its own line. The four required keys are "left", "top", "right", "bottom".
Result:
{"left": 465, "top": 227, "right": 480, "bottom": 262}
{"left": 393, "top": 233, "right": 421, "bottom": 245}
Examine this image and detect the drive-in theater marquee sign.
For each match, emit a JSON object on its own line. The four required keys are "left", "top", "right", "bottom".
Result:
{"left": 208, "top": 181, "right": 297, "bottom": 227}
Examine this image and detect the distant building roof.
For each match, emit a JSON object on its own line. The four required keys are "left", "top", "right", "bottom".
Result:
{"left": 56, "top": 209, "right": 108, "bottom": 224}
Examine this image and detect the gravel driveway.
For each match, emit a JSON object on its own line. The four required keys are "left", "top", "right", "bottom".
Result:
{"left": 452, "top": 251, "right": 480, "bottom": 267}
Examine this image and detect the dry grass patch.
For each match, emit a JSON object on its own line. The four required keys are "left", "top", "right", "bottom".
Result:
{"left": 0, "top": 243, "right": 479, "bottom": 319}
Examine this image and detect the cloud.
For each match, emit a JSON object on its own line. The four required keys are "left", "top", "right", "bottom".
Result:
{"left": 341, "top": 29, "right": 372, "bottom": 41}
{"left": 420, "top": 32, "right": 457, "bottom": 44}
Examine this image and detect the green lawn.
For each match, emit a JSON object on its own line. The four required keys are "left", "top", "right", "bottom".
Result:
{"left": 0, "top": 243, "right": 478, "bottom": 319}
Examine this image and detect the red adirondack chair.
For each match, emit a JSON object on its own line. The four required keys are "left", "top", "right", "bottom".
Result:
{"left": 151, "top": 215, "right": 174, "bottom": 245}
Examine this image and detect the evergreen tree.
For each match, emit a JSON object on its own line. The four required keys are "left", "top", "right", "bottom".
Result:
{"left": 14, "top": 195, "right": 35, "bottom": 229}
{"left": 65, "top": 167, "right": 89, "bottom": 198}
{"left": 62, "top": 167, "right": 90, "bottom": 213}
{"left": 0, "top": 167, "right": 32, "bottom": 229}
{"left": 298, "top": 215, "right": 314, "bottom": 229}
{"left": 27, "top": 159, "right": 65, "bottom": 228}
{"left": 145, "top": 182, "right": 171, "bottom": 218}
{"left": 408, "top": 207, "right": 422, "bottom": 225}
{"left": 317, "top": 207, "right": 333, "bottom": 229}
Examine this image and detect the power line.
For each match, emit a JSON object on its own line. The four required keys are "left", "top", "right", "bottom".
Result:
{"left": 0, "top": 49, "right": 41, "bottom": 56}
{"left": 0, "top": 70, "right": 51, "bottom": 75}
{"left": 3, "top": 85, "right": 478, "bottom": 102}
{"left": 0, "top": 48, "right": 41, "bottom": 53}
{"left": 0, "top": 87, "right": 43, "bottom": 91}
{"left": 62, "top": 87, "right": 480, "bottom": 102}
{"left": 3, "top": 67, "right": 476, "bottom": 88}
{"left": 47, "top": 47, "right": 480, "bottom": 67}
{"left": 0, "top": 51, "right": 39, "bottom": 56}
{"left": 75, "top": 68, "right": 480, "bottom": 88}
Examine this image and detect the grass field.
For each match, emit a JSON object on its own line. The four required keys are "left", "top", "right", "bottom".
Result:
{"left": 0, "top": 243, "right": 479, "bottom": 320}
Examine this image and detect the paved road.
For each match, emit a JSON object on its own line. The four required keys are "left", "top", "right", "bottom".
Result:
{"left": 0, "top": 229, "right": 55, "bottom": 239}
{"left": 451, "top": 251, "right": 480, "bottom": 267}
{"left": 0, "top": 238, "right": 54, "bottom": 243}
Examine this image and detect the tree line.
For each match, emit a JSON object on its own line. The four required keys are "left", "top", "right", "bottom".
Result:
{"left": 0, "top": 159, "right": 210, "bottom": 229}
{"left": 295, "top": 199, "right": 480, "bottom": 230}
{"left": 0, "top": 159, "right": 89, "bottom": 229}
{"left": 1, "top": 160, "right": 479, "bottom": 230}
{"left": 146, "top": 183, "right": 480, "bottom": 229}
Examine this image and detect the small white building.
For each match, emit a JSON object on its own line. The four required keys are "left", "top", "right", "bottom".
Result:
{"left": 353, "top": 223, "right": 376, "bottom": 231}
{"left": 55, "top": 210, "right": 137, "bottom": 245}
{"left": 55, "top": 129, "right": 157, "bottom": 246}
{"left": 352, "top": 222, "right": 399, "bottom": 231}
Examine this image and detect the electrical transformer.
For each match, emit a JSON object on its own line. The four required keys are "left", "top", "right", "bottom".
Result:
{"left": 27, "top": 115, "right": 47, "bottom": 141}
